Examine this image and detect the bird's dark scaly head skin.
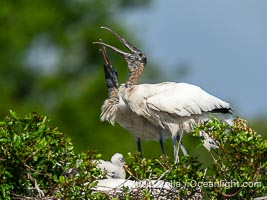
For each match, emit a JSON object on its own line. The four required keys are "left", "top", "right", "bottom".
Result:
{"left": 94, "top": 27, "right": 147, "bottom": 73}
{"left": 101, "top": 45, "right": 119, "bottom": 89}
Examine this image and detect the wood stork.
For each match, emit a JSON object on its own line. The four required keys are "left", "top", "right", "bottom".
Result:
{"left": 95, "top": 153, "right": 126, "bottom": 179}
{"left": 99, "top": 45, "right": 170, "bottom": 156}
{"left": 95, "top": 27, "right": 236, "bottom": 162}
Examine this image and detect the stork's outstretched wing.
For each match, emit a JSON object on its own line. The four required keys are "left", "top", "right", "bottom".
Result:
{"left": 122, "top": 82, "right": 231, "bottom": 127}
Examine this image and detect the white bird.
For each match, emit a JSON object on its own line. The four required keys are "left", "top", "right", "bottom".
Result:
{"left": 94, "top": 179, "right": 173, "bottom": 194}
{"left": 95, "top": 153, "right": 126, "bottom": 179}
{"left": 95, "top": 27, "right": 236, "bottom": 162}
{"left": 93, "top": 178, "right": 136, "bottom": 192}
{"left": 99, "top": 45, "right": 170, "bottom": 156}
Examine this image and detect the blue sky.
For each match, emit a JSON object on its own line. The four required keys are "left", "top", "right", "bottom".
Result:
{"left": 120, "top": 0, "right": 267, "bottom": 118}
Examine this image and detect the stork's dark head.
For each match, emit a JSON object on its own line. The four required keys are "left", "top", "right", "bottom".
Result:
{"left": 101, "top": 45, "right": 119, "bottom": 89}
{"left": 94, "top": 27, "right": 147, "bottom": 74}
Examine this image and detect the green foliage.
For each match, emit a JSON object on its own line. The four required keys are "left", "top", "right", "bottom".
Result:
{"left": 0, "top": 111, "right": 106, "bottom": 199}
{"left": 1, "top": 112, "right": 266, "bottom": 199}
{"left": 122, "top": 118, "right": 267, "bottom": 199}
{"left": 192, "top": 118, "right": 267, "bottom": 199}
{"left": 127, "top": 154, "right": 204, "bottom": 198}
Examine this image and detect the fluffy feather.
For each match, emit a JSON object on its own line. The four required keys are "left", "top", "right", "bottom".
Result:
{"left": 95, "top": 153, "right": 126, "bottom": 179}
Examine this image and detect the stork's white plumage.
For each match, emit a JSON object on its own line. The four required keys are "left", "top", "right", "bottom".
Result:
{"left": 95, "top": 153, "right": 126, "bottom": 179}
{"left": 99, "top": 45, "right": 170, "bottom": 155}
{"left": 95, "top": 27, "right": 236, "bottom": 162}
{"left": 120, "top": 82, "right": 232, "bottom": 126}
{"left": 120, "top": 81, "right": 234, "bottom": 156}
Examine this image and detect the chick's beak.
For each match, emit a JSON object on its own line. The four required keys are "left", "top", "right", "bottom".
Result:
{"left": 100, "top": 43, "right": 111, "bottom": 66}
{"left": 123, "top": 164, "right": 133, "bottom": 177}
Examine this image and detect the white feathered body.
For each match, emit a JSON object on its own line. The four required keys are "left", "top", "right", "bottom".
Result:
{"left": 95, "top": 153, "right": 126, "bottom": 179}
{"left": 119, "top": 82, "right": 234, "bottom": 142}
{"left": 101, "top": 89, "right": 170, "bottom": 141}
{"left": 96, "top": 160, "right": 126, "bottom": 179}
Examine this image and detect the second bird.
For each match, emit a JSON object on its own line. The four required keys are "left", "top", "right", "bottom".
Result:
{"left": 100, "top": 45, "right": 170, "bottom": 156}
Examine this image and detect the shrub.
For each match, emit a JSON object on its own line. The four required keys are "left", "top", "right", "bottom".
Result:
{"left": 192, "top": 117, "right": 267, "bottom": 199}
{"left": 0, "top": 111, "right": 105, "bottom": 199}
{"left": 0, "top": 111, "right": 266, "bottom": 199}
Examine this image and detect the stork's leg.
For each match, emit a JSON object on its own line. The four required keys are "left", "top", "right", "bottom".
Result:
{"left": 180, "top": 142, "right": 188, "bottom": 156}
{"left": 176, "top": 134, "right": 188, "bottom": 156}
{"left": 172, "top": 136, "right": 179, "bottom": 163}
{"left": 136, "top": 137, "right": 143, "bottom": 157}
{"left": 159, "top": 135, "right": 166, "bottom": 156}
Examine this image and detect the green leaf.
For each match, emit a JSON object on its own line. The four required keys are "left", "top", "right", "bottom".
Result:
{"left": 33, "top": 155, "right": 38, "bottom": 162}
{"left": 59, "top": 175, "right": 65, "bottom": 184}
{"left": 12, "top": 134, "right": 21, "bottom": 148}
{"left": 9, "top": 110, "right": 18, "bottom": 120}
{"left": 0, "top": 138, "right": 9, "bottom": 143}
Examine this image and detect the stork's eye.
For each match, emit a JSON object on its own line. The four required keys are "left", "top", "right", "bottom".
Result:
{"left": 138, "top": 53, "right": 143, "bottom": 57}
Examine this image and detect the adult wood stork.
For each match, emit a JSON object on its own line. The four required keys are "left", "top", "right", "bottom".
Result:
{"left": 95, "top": 27, "right": 236, "bottom": 162}
{"left": 99, "top": 45, "right": 170, "bottom": 156}
{"left": 95, "top": 153, "right": 126, "bottom": 179}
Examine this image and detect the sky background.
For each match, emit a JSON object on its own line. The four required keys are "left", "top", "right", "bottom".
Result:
{"left": 120, "top": 0, "right": 267, "bottom": 119}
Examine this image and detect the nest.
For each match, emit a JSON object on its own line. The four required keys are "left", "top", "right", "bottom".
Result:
{"left": 93, "top": 178, "right": 203, "bottom": 199}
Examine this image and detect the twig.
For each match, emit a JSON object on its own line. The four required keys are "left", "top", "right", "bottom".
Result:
{"left": 27, "top": 172, "right": 45, "bottom": 198}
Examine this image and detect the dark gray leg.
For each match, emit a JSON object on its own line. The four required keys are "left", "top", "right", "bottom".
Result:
{"left": 172, "top": 136, "right": 179, "bottom": 163}
{"left": 136, "top": 137, "right": 143, "bottom": 157}
{"left": 159, "top": 135, "right": 166, "bottom": 156}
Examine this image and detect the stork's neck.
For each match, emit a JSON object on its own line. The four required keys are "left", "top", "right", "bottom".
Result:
{"left": 108, "top": 87, "right": 119, "bottom": 104}
{"left": 100, "top": 87, "right": 119, "bottom": 125}
{"left": 125, "top": 65, "right": 144, "bottom": 87}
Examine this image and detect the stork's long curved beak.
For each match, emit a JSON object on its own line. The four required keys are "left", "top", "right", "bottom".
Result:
{"left": 94, "top": 41, "right": 130, "bottom": 57}
{"left": 100, "top": 44, "right": 119, "bottom": 88}
{"left": 93, "top": 26, "right": 142, "bottom": 57}
{"left": 101, "top": 26, "right": 141, "bottom": 53}
{"left": 101, "top": 41, "right": 111, "bottom": 66}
